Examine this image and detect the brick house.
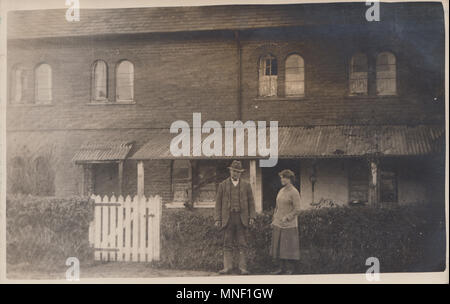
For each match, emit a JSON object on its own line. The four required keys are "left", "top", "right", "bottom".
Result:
{"left": 6, "top": 3, "right": 445, "bottom": 213}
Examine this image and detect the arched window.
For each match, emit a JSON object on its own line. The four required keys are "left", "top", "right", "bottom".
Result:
{"left": 349, "top": 53, "right": 368, "bottom": 95}
{"left": 91, "top": 60, "right": 108, "bottom": 101}
{"left": 259, "top": 54, "right": 277, "bottom": 97}
{"left": 116, "top": 60, "right": 134, "bottom": 101}
{"left": 11, "top": 65, "right": 27, "bottom": 104}
{"left": 376, "top": 52, "right": 396, "bottom": 95}
{"left": 285, "top": 54, "right": 305, "bottom": 97}
{"left": 35, "top": 63, "right": 52, "bottom": 104}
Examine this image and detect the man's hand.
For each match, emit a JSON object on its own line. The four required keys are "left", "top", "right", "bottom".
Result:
{"left": 249, "top": 218, "right": 255, "bottom": 226}
{"left": 214, "top": 221, "right": 221, "bottom": 228}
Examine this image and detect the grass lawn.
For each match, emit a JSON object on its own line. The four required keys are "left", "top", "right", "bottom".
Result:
{"left": 7, "top": 262, "right": 216, "bottom": 280}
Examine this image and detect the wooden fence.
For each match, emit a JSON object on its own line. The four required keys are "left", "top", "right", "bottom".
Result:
{"left": 89, "top": 194, "right": 162, "bottom": 262}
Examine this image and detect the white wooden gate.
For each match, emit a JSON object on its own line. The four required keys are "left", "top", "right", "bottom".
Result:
{"left": 89, "top": 194, "right": 162, "bottom": 262}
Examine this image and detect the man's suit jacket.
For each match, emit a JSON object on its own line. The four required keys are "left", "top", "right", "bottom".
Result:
{"left": 215, "top": 177, "right": 256, "bottom": 229}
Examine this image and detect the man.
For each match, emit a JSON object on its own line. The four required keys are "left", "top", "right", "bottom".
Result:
{"left": 215, "top": 160, "right": 256, "bottom": 275}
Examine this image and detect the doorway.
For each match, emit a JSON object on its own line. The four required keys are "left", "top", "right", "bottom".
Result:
{"left": 261, "top": 159, "right": 300, "bottom": 211}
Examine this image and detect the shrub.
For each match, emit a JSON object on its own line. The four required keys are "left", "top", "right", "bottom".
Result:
{"left": 8, "top": 147, "right": 55, "bottom": 196}
{"left": 159, "top": 204, "right": 446, "bottom": 274}
{"left": 6, "top": 195, "right": 94, "bottom": 269}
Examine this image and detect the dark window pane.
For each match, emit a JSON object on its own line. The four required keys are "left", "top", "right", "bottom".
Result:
{"left": 271, "top": 58, "right": 278, "bottom": 75}
{"left": 380, "top": 170, "right": 397, "bottom": 203}
{"left": 265, "top": 59, "right": 271, "bottom": 75}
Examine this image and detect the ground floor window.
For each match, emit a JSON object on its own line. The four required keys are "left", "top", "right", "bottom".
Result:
{"left": 193, "top": 160, "right": 216, "bottom": 203}
{"left": 92, "top": 163, "right": 119, "bottom": 196}
{"left": 170, "top": 160, "right": 240, "bottom": 205}
{"left": 348, "top": 160, "right": 369, "bottom": 204}
{"left": 192, "top": 160, "right": 232, "bottom": 203}
{"left": 171, "top": 160, "right": 192, "bottom": 203}
{"left": 380, "top": 165, "right": 398, "bottom": 203}
{"left": 348, "top": 159, "right": 398, "bottom": 204}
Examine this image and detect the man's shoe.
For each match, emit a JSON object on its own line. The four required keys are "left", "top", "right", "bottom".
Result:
{"left": 270, "top": 268, "right": 284, "bottom": 275}
{"left": 239, "top": 269, "right": 250, "bottom": 275}
{"left": 218, "top": 268, "right": 233, "bottom": 275}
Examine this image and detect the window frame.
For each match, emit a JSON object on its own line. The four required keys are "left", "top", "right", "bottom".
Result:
{"left": 284, "top": 53, "right": 305, "bottom": 97}
{"left": 171, "top": 160, "right": 192, "bottom": 204}
{"left": 349, "top": 53, "right": 369, "bottom": 96}
{"left": 10, "top": 64, "right": 27, "bottom": 105}
{"left": 115, "top": 60, "right": 134, "bottom": 103}
{"left": 376, "top": 51, "right": 397, "bottom": 96}
{"left": 91, "top": 60, "right": 109, "bottom": 103}
{"left": 379, "top": 166, "right": 398, "bottom": 204}
{"left": 258, "top": 54, "right": 278, "bottom": 97}
{"left": 34, "top": 63, "right": 53, "bottom": 105}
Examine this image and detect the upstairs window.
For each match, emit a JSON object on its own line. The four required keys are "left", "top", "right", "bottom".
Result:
{"left": 259, "top": 54, "right": 278, "bottom": 97}
{"left": 376, "top": 52, "right": 396, "bottom": 96}
{"left": 349, "top": 53, "right": 368, "bottom": 95}
{"left": 116, "top": 60, "right": 134, "bottom": 102}
{"left": 35, "top": 63, "right": 52, "bottom": 104}
{"left": 285, "top": 54, "right": 305, "bottom": 97}
{"left": 91, "top": 60, "right": 108, "bottom": 102}
{"left": 11, "top": 65, "right": 27, "bottom": 104}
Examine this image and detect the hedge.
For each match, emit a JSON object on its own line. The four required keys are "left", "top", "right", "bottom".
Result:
{"left": 6, "top": 195, "right": 94, "bottom": 269}
{"left": 160, "top": 204, "right": 446, "bottom": 274}
{"left": 7, "top": 194, "right": 446, "bottom": 275}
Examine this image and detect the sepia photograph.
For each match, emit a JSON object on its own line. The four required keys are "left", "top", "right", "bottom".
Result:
{"left": 0, "top": 0, "right": 447, "bottom": 285}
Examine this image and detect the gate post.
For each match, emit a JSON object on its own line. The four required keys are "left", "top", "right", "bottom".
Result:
{"left": 137, "top": 161, "right": 145, "bottom": 197}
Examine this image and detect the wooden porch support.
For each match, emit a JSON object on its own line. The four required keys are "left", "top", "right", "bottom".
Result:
{"left": 368, "top": 158, "right": 380, "bottom": 206}
{"left": 118, "top": 161, "right": 124, "bottom": 196}
{"left": 82, "top": 164, "right": 94, "bottom": 196}
{"left": 250, "top": 160, "right": 263, "bottom": 213}
{"left": 137, "top": 161, "right": 145, "bottom": 197}
{"left": 188, "top": 160, "right": 194, "bottom": 205}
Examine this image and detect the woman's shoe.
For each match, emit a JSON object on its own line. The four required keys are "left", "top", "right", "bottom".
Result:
{"left": 284, "top": 269, "right": 294, "bottom": 275}
{"left": 284, "top": 261, "right": 296, "bottom": 275}
{"left": 270, "top": 268, "right": 284, "bottom": 275}
{"left": 239, "top": 268, "right": 250, "bottom": 275}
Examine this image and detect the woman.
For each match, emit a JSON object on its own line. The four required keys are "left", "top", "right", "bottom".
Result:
{"left": 270, "top": 169, "right": 302, "bottom": 275}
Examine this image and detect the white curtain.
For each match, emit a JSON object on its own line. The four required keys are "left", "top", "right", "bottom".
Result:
{"left": 259, "top": 55, "right": 277, "bottom": 97}
{"left": 35, "top": 64, "right": 52, "bottom": 104}
{"left": 349, "top": 53, "right": 368, "bottom": 95}
{"left": 116, "top": 60, "right": 134, "bottom": 101}
{"left": 12, "top": 67, "right": 26, "bottom": 104}
{"left": 285, "top": 54, "right": 305, "bottom": 97}
{"left": 376, "top": 52, "right": 396, "bottom": 96}
{"left": 93, "top": 60, "right": 108, "bottom": 101}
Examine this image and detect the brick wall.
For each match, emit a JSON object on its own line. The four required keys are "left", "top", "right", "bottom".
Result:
{"left": 240, "top": 26, "right": 444, "bottom": 125}
{"left": 6, "top": 19, "right": 445, "bottom": 199}
{"left": 7, "top": 23, "right": 445, "bottom": 131}
{"left": 7, "top": 31, "right": 239, "bottom": 131}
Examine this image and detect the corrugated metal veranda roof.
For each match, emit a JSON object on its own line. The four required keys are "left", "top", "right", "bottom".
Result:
{"left": 72, "top": 141, "right": 134, "bottom": 163}
{"left": 130, "top": 125, "right": 444, "bottom": 160}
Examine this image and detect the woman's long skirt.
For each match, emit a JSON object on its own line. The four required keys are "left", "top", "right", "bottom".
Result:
{"left": 270, "top": 225, "right": 300, "bottom": 260}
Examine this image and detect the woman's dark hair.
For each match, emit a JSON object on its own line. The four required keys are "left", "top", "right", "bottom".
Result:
{"left": 278, "top": 169, "right": 295, "bottom": 184}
